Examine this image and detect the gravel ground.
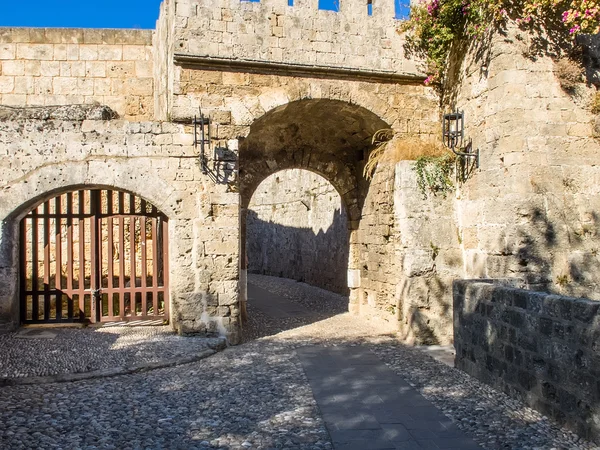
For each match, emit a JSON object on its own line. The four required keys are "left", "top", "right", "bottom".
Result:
{"left": 242, "top": 275, "right": 348, "bottom": 343}
{"left": 0, "top": 325, "right": 222, "bottom": 378}
{"left": 0, "top": 339, "right": 331, "bottom": 450}
{"left": 0, "top": 274, "right": 597, "bottom": 449}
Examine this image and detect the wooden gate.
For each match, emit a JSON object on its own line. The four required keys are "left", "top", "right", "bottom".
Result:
{"left": 20, "top": 189, "right": 169, "bottom": 324}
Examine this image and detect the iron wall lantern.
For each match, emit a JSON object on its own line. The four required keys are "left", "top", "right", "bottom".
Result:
{"left": 442, "top": 109, "right": 479, "bottom": 169}
{"left": 193, "top": 108, "right": 237, "bottom": 185}
{"left": 194, "top": 109, "right": 212, "bottom": 174}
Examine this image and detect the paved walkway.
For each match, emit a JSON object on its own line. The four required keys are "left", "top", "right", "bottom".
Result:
{"left": 298, "top": 346, "right": 482, "bottom": 450}
{"left": 248, "top": 282, "right": 322, "bottom": 320}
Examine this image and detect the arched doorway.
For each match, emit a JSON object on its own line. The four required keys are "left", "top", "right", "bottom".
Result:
{"left": 246, "top": 169, "right": 350, "bottom": 295}
{"left": 20, "top": 188, "right": 169, "bottom": 324}
{"left": 238, "top": 98, "right": 392, "bottom": 321}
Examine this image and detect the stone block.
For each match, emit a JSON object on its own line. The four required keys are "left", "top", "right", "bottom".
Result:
{"left": 2, "top": 60, "right": 24, "bottom": 76}
{"left": 85, "top": 61, "right": 106, "bottom": 77}
{"left": 79, "top": 44, "right": 99, "bottom": 61}
{"left": 53, "top": 44, "right": 68, "bottom": 60}
{"left": 106, "top": 61, "right": 135, "bottom": 78}
{"left": 97, "top": 44, "right": 122, "bottom": 61}
{"left": 347, "top": 269, "right": 361, "bottom": 288}
{"left": 13, "top": 77, "right": 34, "bottom": 95}
{"left": 0, "top": 77, "right": 15, "bottom": 94}
{"left": 66, "top": 44, "right": 79, "bottom": 60}
{"left": 205, "top": 240, "right": 238, "bottom": 256}
{"left": 0, "top": 44, "right": 16, "bottom": 60}
{"left": 125, "top": 78, "right": 153, "bottom": 96}
{"left": 39, "top": 61, "right": 60, "bottom": 77}
{"left": 16, "top": 43, "right": 53, "bottom": 60}
{"left": 135, "top": 61, "right": 153, "bottom": 78}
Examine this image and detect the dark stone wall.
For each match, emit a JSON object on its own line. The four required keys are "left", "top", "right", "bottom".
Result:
{"left": 454, "top": 280, "right": 600, "bottom": 443}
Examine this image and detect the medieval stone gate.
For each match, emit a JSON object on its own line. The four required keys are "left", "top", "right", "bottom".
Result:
{"left": 2, "top": 0, "right": 598, "bottom": 348}
{"left": 0, "top": 0, "right": 443, "bottom": 344}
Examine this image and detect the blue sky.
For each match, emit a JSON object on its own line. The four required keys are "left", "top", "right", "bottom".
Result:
{"left": 0, "top": 1, "right": 164, "bottom": 29}
{"left": 0, "top": 0, "right": 409, "bottom": 29}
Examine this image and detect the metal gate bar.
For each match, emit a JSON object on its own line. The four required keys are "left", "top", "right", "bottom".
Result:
{"left": 20, "top": 189, "right": 169, "bottom": 324}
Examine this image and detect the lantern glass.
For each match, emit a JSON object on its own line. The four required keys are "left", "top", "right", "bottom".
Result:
{"left": 443, "top": 110, "right": 464, "bottom": 149}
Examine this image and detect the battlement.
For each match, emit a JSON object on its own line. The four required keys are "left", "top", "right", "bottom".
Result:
{"left": 168, "top": 0, "right": 418, "bottom": 74}
{"left": 185, "top": 0, "right": 398, "bottom": 18}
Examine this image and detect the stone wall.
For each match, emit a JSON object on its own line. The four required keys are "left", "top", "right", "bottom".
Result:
{"left": 392, "top": 162, "right": 462, "bottom": 345}
{"left": 0, "top": 28, "right": 154, "bottom": 120}
{"left": 450, "top": 21, "right": 600, "bottom": 300}
{"left": 158, "top": 0, "right": 432, "bottom": 123}
{"left": 168, "top": 66, "right": 435, "bottom": 131}
{"left": 0, "top": 108, "right": 240, "bottom": 341}
{"left": 454, "top": 280, "right": 600, "bottom": 442}
{"left": 347, "top": 161, "right": 461, "bottom": 345}
{"left": 247, "top": 169, "right": 349, "bottom": 295}
{"left": 350, "top": 162, "right": 397, "bottom": 318}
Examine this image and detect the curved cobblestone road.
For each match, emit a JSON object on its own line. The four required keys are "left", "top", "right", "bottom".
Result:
{"left": 0, "top": 275, "right": 596, "bottom": 450}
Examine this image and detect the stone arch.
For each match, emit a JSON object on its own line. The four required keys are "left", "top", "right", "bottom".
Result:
{"left": 242, "top": 158, "right": 357, "bottom": 222}
{"left": 231, "top": 85, "right": 399, "bottom": 134}
{"left": 239, "top": 98, "right": 391, "bottom": 222}
{"left": 246, "top": 168, "right": 350, "bottom": 295}
{"left": 1, "top": 160, "right": 177, "bottom": 223}
{"left": 238, "top": 97, "right": 391, "bottom": 321}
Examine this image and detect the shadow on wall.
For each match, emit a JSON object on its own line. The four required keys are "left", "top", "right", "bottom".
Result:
{"left": 397, "top": 274, "right": 454, "bottom": 346}
{"left": 487, "top": 204, "right": 600, "bottom": 299}
{"left": 246, "top": 208, "right": 349, "bottom": 296}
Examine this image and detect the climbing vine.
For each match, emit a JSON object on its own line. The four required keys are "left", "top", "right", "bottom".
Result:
{"left": 401, "top": 0, "right": 600, "bottom": 86}
{"left": 414, "top": 153, "right": 457, "bottom": 197}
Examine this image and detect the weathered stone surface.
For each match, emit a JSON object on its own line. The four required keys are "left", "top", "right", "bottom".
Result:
{"left": 0, "top": 104, "right": 117, "bottom": 121}
{"left": 2, "top": 0, "right": 600, "bottom": 353}
{"left": 454, "top": 280, "right": 600, "bottom": 443}
{"left": 451, "top": 20, "right": 600, "bottom": 301}
{"left": 0, "top": 28, "right": 153, "bottom": 120}
{"left": 0, "top": 117, "right": 240, "bottom": 342}
{"left": 247, "top": 169, "right": 349, "bottom": 295}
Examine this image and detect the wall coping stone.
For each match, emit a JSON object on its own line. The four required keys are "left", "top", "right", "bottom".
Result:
{"left": 0, "top": 104, "right": 118, "bottom": 121}
{"left": 174, "top": 53, "right": 427, "bottom": 84}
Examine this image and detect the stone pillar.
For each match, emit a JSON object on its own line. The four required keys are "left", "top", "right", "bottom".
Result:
{"left": 0, "top": 218, "right": 19, "bottom": 331}
{"left": 239, "top": 206, "right": 248, "bottom": 323}
{"left": 347, "top": 225, "right": 361, "bottom": 314}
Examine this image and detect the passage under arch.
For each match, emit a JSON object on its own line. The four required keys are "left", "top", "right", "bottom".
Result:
{"left": 246, "top": 169, "right": 349, "bottom": 295}
{"left": 20, "top": 188, "right": 169, "bottom": 325}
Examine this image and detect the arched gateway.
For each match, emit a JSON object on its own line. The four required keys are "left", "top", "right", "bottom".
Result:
{"left": 20, "top": 189, "right": 169, "bottom": 324}
{"left": 0, "top": 0, "right": 440, "bottom": 343}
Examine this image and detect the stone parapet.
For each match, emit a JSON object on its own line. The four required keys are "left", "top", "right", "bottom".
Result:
{"left": 454, "top": 280, "right": 600, "bottom": 442}
{"left": 171, "top": 0, "right": 417, "bottom": 74}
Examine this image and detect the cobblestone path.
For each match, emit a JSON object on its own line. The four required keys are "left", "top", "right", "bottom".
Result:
{"left": 0, "top": 274, "right": 596, "bottom": 449}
